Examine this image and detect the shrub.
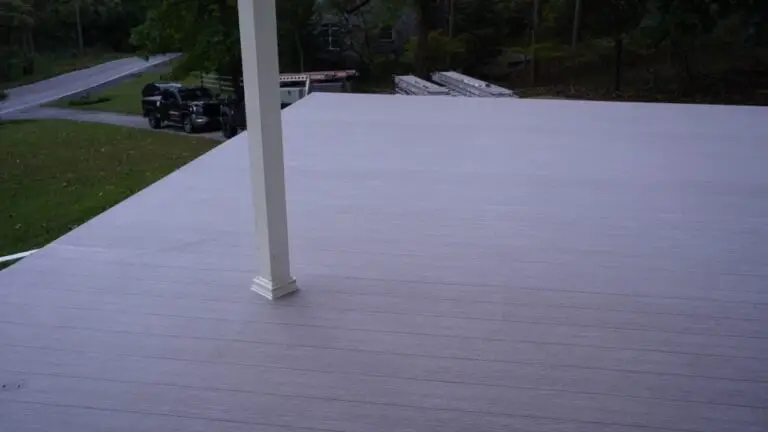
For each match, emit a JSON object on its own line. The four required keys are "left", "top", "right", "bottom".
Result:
{"left": 67, "top": 93, "right": 111, "bottom": 106}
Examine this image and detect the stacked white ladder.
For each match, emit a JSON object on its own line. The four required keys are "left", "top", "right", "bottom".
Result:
{"left": 394, "top": 75, "right": 451, "bottom": 96}
{"left": 431, "top": 71, "right": 518, "bottom": 98}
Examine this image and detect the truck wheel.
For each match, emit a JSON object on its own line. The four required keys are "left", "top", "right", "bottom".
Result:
{"left": 221, "top": 117, "right": 237, "bottom": 139}
{"left": 148, "top": 113, "right": 162, "bottom": 129}
{"left": 183, "top": 115, "right": 196, "bottom": 134}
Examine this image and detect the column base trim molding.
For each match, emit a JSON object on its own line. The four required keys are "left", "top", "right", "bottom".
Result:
{"left": 252, "top": 276, "right": 298, "bottom": 300}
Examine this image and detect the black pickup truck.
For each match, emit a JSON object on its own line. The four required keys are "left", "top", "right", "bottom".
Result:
{"left": 219, "top": 94, "right": 294, "bottom": 139}
{"left": 216, "top": 70, "right": 358, "bottom": 139}
{"left": 141, "top": 83, "right": 221, "bottom": 133}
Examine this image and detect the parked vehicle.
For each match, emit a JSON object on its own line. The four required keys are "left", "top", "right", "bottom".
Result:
{"left": 218, "top": 78, "right": 305, "bottom": 139}
{"left": 141, "top": 84, "right": 221, "bottom": 133}
{"left": 219, "top": 93, "right": 246, "bottom": 139}
{"left": 141, "top": 82, "right": 182, "bottom": 98}
{"left": 215, "top": 70, "right": 357, "bottom": 139}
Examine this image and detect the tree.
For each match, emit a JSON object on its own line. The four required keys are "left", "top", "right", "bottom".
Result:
{"left": 0, "top": 0, "right": 34, "bottom": 80}
{"left": 131, "top": 0, "right": 243, "bottom": 88}
{"left": 18, "top": 0, "right": 133, "bottom": 55}
{"left": 413, "top": 0, "right": 431, "bottom": 77}
{"left": 131, "top": 0, "right": 318, "bottom": 88}
{"left": 571, "top": 0, "right": 581, "bottom": 47}
{"left": 44, "top": 0, "right": 125, "bottom": 55}
{"left": 74, "top": 0, "right": 83, "bottom": 54}
{"left": 321, "top": 0, "right": 390, "bottom": 71}
{"left": 577, "top": 0, "right": 645, "bottom": 91}
{"left": 610, "top": 0, "right": 643, "bottom": 91}
{"left": 531, "top": 0, "right": 538, "bottom": 84}
{"left": 0, "top": 0, "right": 34, "bottom": 53}
{"left": 338, "top": 0, "right": 443, "bottom": 78}
{"left": 396, "top": 0, "right": 521, "bottom": 76}
{"left": 637, "top": 0, "right": 767, "bottom": 81}
{"left": 277, "top": 0, "right": 317, "bottom": 72}
{"left": 451, "top": 0, "right": 522, "bottom": 74}
{"left": 402, "top": 29, "right": 467, "bottom": 71}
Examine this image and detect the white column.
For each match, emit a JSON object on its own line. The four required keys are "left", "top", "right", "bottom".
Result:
{"left": 237, "top": 0, "right": 297, "bottom": 299}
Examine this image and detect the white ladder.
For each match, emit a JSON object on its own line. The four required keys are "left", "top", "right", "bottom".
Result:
{"left": 431, "top": 71, "right": 518, "bottom": 98}
{"left": 394, "top": 75, "right": 451, "bottom": 96}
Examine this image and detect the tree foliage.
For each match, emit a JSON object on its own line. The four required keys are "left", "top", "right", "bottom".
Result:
{"left": 403, "top": 29, "right": 468, "bottom": 71}
{"left": 451, "top": 0, "right": 525, "bottom": 73}
{"left": 131, "top": 0, "right": 242, "bottom": 81}
{"left": 2, "top": 0, "right": 766, "bottom": 103}
{"left": 1, "top": 0, "right": 139, "bottom": 82}
{"left": 131, "top": 0, "right": 318, "bottom": 87}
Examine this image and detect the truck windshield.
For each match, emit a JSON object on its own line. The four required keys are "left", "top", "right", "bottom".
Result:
{"left": 178, "top": 88, "right": 213, "bottom": 101}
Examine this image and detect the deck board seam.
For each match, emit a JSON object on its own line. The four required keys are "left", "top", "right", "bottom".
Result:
{"left": 3, "top": 343, "right": 766, "bottom": 409}
{"left": 1, "top": 399, "right": 346, "bottom": 432}
{"left": 5, "top": 280, "right": 764, "bottom": 323}
{"left": 0, "top": 369, "right": 719, "bottom": 432}
{"left": 2, "top": 295, "right": 764, "bottom": 340}
{"left": 0, "top": 314, "right": 763, "bottom": 361}
{"left": 2, "top": 322, "right": 765, "bottom": 383}
{"left": 17, "top": 256, "right": 768, "bottom": 306}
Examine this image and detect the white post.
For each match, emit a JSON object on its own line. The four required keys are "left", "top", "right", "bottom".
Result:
{"left": 237, "top": 0, "right": 297, "bottom": 299}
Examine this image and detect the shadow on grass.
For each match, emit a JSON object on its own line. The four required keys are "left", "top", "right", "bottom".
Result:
{"left": 0, "top": 119, "right": 38, "bottom": 128}
{"left": 67, "top": 96, "right": 112, "bottom": 107}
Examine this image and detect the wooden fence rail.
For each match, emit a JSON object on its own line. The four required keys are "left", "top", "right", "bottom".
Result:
{"left": 197, "top": 70, "right": 357, "bottom": 94}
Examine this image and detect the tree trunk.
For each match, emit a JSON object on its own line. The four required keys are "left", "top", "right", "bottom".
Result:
{"left": 530, "top": 0, "right": 539, "bottom": 86}
{"left": 571, "top": 0, "right": 581, "bottom": 48}
{"left": 22, "top": 28, "right": 35, "bottom": 75}
{"left": 612, "top": 0, "right": 624, "bottom": 93}
{"left": 414, "top": 0, "right": 431, "bottom": 79}
{"left": 229, "top": 55, "right": 243, "bottom": 98}
{"left": 446, "top": 0, "right": 455, "bottom": 66}
{"left": 294, "top": 30, "right": 305, "bottom": 72}
{"left": 75, "top": 0, "right": 84, "bottom": 55}
{"left": 613, "top": 35, "right": 623, "bottom": 92}
{"left": 27, "top": 28, "right": 35, "bottom": 56}
{"left": 357, "top": 8, "right": 374, "bottom": 67}
{"left": 679, "top": 44, "right": 693, "bottom": 82}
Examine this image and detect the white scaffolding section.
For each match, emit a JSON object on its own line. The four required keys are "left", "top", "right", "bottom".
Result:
{"left": 394, "top": 75, "right": 451, "bottom": 96}
{"left": 279, "top": 70, "right": 357, "bottom": 105}
{"left": 431, "top": 71, "right": 518, "bottom": 98}
{"left": 279, "top": 70, "right": 357, "bottom": 84}
{"left": 279, "top": 76, "right": 311, "bottom": 105}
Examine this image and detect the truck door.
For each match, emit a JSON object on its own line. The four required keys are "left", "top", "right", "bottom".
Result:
{"left": 161, "top": 90, "right": 180, "bottom": 123}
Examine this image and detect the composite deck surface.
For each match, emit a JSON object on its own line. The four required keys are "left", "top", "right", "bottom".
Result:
{"left": 1, "top": 93, "right": 768, "bottom": 432}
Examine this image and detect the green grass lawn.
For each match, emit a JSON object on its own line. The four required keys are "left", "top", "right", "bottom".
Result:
{"left": 1, "top": 51, "right": 130, "bottom": 91}
{"left": 0, "top": 119, "right": 219, "bottom": 268}
{"left": 51, "top": 66, "right": 200, "bottom": 115}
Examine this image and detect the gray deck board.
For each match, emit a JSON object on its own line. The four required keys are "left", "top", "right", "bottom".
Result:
{"left": 2, "top": 94, "right": 768, "bottom": 431}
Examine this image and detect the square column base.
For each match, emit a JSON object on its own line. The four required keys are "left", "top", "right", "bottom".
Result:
{"left": 252, "top": 276, "right": 298, "bottom": 300}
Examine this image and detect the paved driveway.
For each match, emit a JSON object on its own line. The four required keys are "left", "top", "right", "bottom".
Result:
{"left": 0, "top": 54, "right": 178, "bottom": 116}
{"left": 5, "top": 106, "right": 223, "bottom": 141}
